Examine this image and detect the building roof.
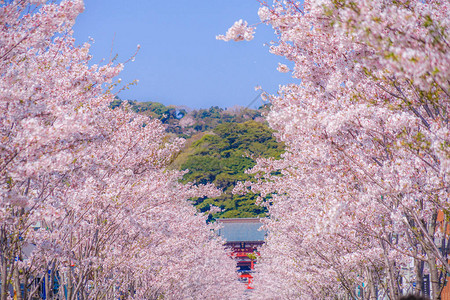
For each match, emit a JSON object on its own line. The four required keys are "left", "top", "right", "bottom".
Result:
{"left": 216, "top": 218, "right": 266, "bottom": 242}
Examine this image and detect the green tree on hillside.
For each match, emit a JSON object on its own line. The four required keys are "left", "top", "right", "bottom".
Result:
{"left": 112, "top": 99, "right": 283, "bottom": 218}
{"left": 180, "top": 120, "right": 284, "bottom": 218}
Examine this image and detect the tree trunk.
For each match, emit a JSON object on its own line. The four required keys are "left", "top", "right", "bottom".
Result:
{"left": 367, "top": 268, "right": 377, "bottom": 300}
{"left": 49, "top": 261, "right": 56, "bottom": 299}
{"left": 1, "top": 253, "right": 8, "bottom": 300}
{"left": 57, "top": 272, "right": 66, "bottom": 300}
{"left": 67, "top": 268, "right": 73, "bottom": 300}
{"left": 426, "top": 211, "right": 442, "bottom": 300}
{"left": 428, "top": 259, "right": 441, "bottom": 300}
{"left": 382, "top": 238, "right": 400, "bottom": 300}
{"left": 13, "top": 264, "right": 22, "bottom": 300}
{"left": 22, "top": 273, "right": 28, "bottom": 300}
{"left": 414, "top": 259, "right": 424, "bottom": 296}
{"left": 45, "top": 268, "right": 50, "bottom": 300}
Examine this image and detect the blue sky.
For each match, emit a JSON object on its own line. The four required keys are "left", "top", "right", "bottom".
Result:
{"left": 73, "top": 0, "right": 293, "bottom": 109}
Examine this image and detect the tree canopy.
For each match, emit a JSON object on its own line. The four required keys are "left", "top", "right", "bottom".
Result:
{"left": 114, "top": 100, "right": 284, "bottom": 219}
{"left": 179, "top": 120, "right": 284, "bottom": 218}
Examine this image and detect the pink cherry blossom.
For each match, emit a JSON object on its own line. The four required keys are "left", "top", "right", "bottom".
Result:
{"left": 221, "top": 0, "right": 449, "bottom": 299}
{"left": 1, "top": 1, "right": 244, "bottom": 299}
{"left": 216, "top": 19, "right": 255, "bottom": 42}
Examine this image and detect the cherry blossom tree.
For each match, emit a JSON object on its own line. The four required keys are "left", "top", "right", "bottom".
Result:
{"left": 1, "top": 1, "right": 243, "bottom": 299}
{"left": 222, "top": 0, "right": 449, "bottom": 299}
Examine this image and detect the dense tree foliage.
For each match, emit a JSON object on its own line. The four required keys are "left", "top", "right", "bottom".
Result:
{"left": 179, "top": 121, "right": 284, "bottom": 218}
{"left": 114, "top": 100, "right": 284, "bottom": 218}
{"left": 221, "top": 0, "right": 450, "bottom": 299}
{"left": 0, "top": 1, "right": 244, "bottom": 299}
{"left": 112, "top": 99, "right": 269, "bottom": 136}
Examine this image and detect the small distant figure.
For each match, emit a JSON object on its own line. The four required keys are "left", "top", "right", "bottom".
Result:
{"left": 398, "top": 295, "right": 430, "bottom": 300}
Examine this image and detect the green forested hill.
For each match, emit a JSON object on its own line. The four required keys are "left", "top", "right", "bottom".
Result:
{"left": 177, "top": 121, "right": 284, "bottom": 218}
{"left": 113, "top": 99, "right": 284, "bottom": 218}
{"left": 111, "top": 98, "right": 267, "bottom": 137}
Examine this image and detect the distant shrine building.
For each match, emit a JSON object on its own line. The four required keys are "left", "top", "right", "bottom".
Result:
{"left": 217, "top": 218, "right": 266, "bottom": 289}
